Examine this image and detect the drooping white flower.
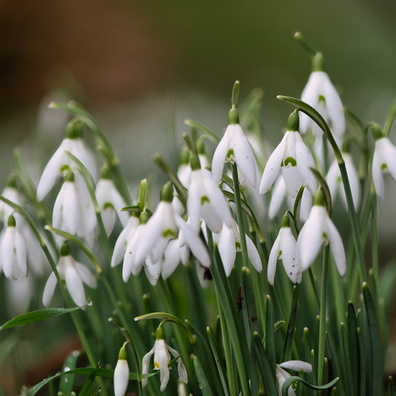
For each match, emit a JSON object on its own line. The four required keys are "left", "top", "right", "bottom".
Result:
{"left": 371, "top": 126, "right": 396, "bottom": 198}
{"left": 42, "top": 243, "right": 97, "bottom": 307}
{"left": 111, "top": 215, "right": 139, "bottom": 268}
{"left": 142, "top": 327, "right": 188, "bottom": 392}
{"left": 114, "top": 343, "right": 130, "bottom": 396}
{"left": 0, "top": 215, "right": 27, "bottom": 280}
{"left": 268, "top": 214, "right": 301, "bottom": 285}
{"left": 276, "top": 360, "right": 312, "bottom": 396}
{"left": 95, "top": 166, "right": 129, "bottom": 235}
{"left": 326, "top": 151, "right": 360, "bottom": 210}
{"left": 297, "top": 189, "right": 346, "bottom": 275}
{"left": 215, "top": 220, "right": 262, "bottom": 277}
{"left": 52, "top": 171, "right": 96, "bottom": 243}
{"left": 299, "top": 53, "right": 345, "bottom": 143}
{"left": 188, "top": 157, "right": 233, "bottom": 233}
{"left": 123, "top": 184, "right": 210, "bottom": 282}
{"left": 259, "top": 111, "right": 317, "bottom": 199}
{"left": 212, "top": 106, "right": 257, "bottom": 188}
{"left": 37, "top": 119, "right": 97, "bottom": 201}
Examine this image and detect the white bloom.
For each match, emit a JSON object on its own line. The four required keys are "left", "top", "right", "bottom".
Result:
{"left": 114, "top": 345, "right": 130, "bottom": 396}
{"left": 188, "top": 167, "right": 233, "bottom": 233}
{"left": 52, "top": 172, "right": 96, "bottom": 243}
{"left": 111, "top": 216, "right": 139, "bottom": 267}
{"left": 297, "top": 195, "right": 346, "bottom": 276}
{"left": 212, "top": 121, "right": 257, "bottom": 188}
{"left": 299, "top": 63, "right": 345, "bottom": 142}
{"left": 0, "top": 185, "right": 24, "bottom": 222}
{"left": 37, "top": 121, "right": 97, "bottom": 200}
{"left": 216, "top": 221, "right": 262, "bottom": 276}
{"left": 276, "top": 360, "right": 312, "bottom": 396}
{"left": 326, "top": 152, "right": 360, "bottom": 210}
{"left": 0, "top": 215, "right": 27, "bottom": 280}
{"left": 42, "top": 247, "right": 97, "bottom": 307}
{"left": 268, "top": 217, "right": 301, "bottom": 285}
{"left": 259, "top": 130, "right": 317, "bottom": 198}
{"left": 372, "top": 136, "right": 396, "bottom": 198}
{"left": 95, "top": 177, "right": 129, "bottom": 235}
{"left": 142, "top": 329, "right": 187, "bottom": 392}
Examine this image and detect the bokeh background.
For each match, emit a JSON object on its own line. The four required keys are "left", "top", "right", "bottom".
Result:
{"left": 1, "top": 0, "right": 396, "bottom": 394}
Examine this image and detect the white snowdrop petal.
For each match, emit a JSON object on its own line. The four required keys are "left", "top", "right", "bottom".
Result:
{"left": 259, "top": 136, "right": 285, "bottom": 194}
{"left": 246, "top": 234, "right": 262, "bottom": 273}
{"left": 279, "top": 228, "right": 298, "bottom": 283}
{"left": 114, "top": 359, "right": 130, "bottom": 396}
{"left": 212, "top": 131, "right": 230, "bottom": 185}
{"left": 15, "top": 231, "right": 28, "bottom": 277}
{"left": 267, "top": 235, "right": 281, "bottom": 285}
{"left": 325, "top": 217, "right": 346, "bottom": 276}
{"left": 75, "top": 262, "right": 97, "bottom": 288}
{"left": 279, "top": 360, "right": 313, "bottom": 373}
{"left": 141, "top": 346, "right": 155, "bottom": 388}
{"left": 218, "top": 224, "right": 236, "bottom": 277}
{"left": 268, "top": 177, "right": 287, "bottom": 219}
{"left": 42, "top": 272, "right": 58, "bottom": 306}
{"left": 65, "top": 262, "right": 86, "bottom": 307}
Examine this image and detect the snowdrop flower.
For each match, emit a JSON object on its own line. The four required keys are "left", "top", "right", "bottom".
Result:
{"left": 111, "top": 215, "right": 139, "bottom": 267}
{"left": 215, "top": 220, "right": 262, "bottom": 276}
{"left": 276, "top": 360, "right": 312, "bottom": 396}
{"left": 42, "top": 243, "right": 97, "bottom": 307}
{"left": 326, "top": 149, "right": 360, "bottom": 210}
{"left": 123, "top": 184, "right": 210, "bottom": 282}
{"left": 0, "top": 215, "right": 27, "bottom": 280}
{"left": 114, "top": 343, "right": 130, "bottom": 396}
{"left": 297, "top": 189, "right": 346, "bottom": 275}
{"left": 142, "top": 326, "right": 188, "bottom": 392}
{"left": 188, "top": 156, "right": 233, "bottom": 233}
{"left": 259, "top": 110, "right": 317, "bottom": 199}
{"left": 371, "top": 125, "right": 396, "bottom": 198}
{"left": 37, "top": 119, "right": 97, "bottom": 201}
{"left": 52, "top": 170, "right": 96, "bottom": 243}
{"left": 95, "top": 166, "right": 129, "bottom": 235}
{"left": 299, "top": 52, "right": 345, "bottom": 143}
{"left": 212, "top": 106, "right": 257, "bottom": 188}
{"left": 0, "top": 178, "right": 24, "bottom": 223}
{"left": 268, "top": 213, "right": 301, "bottom": 285}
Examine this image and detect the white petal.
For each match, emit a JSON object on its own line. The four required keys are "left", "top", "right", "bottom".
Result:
{"left": 75, "top": 262, "right": 97, "bottom": 288}
{"left": 64, "top": 259, "right": 86, "bottom": 307}
{"left": 114, "top": 359, "right": 130, "bottom": 396}
{"left": 111, "top": 217, "right": 139, "bottom": 267}
{"left": 267, "top": 235, "right": 281, "bottom": 285}
{"left": 68, "top": 138, "right": 98, "bottom": 180}
{"left": 15, "top": 231, "right": 28, "bottom": 277}
{"left": 230, "top": 124, "right": 257, "bottom": 188}
{"left": 297, "top": 206, "right": 326, "bottom": 270}
{"left": 42, "top": 272, "right": 58, "bottom": 306}
{"left": 325, "top": 217, "right": 346, "bottom": 276}
{"left": 279, "top": 360, "right": 312, "bottom": 373}
{"left": 246, "top": 234, "right": 262, "bottom": 273}
{"left": 212, "top": 130, "right": 231, "bottom": 185}
{"left": 142, "top": 345, "right": 155, "bottom": 388}
{"left": 144, "top": 257, "right": 161, "bottom": 286}
{"left": 268, "top": 177, "right": 287, "bottom": 219}
{"left": 161, "top": 239, "right": 182, "bottom": 279}
{"left": 259, "top": 135, "right": 286, "bottom": 194}
{"left": 279, "top": 228, "right": 299, "bottom": 283}
{"left": 218, "top": 224, "right": 236, "bottom": 277}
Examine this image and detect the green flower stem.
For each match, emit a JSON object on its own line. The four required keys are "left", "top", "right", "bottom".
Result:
{"left": 207, "top": 231, "right": 250, "bottom": 396}
{"left": 318, "top": 245, "right": 330, "bottom": 386}
{"left": 370, "top": 191, "right": 379, "bottom": 276}
{"left": 277, "top": 95, "right": 366, "bottom": 283}
{"left": 49, "top": 101, "right": 131, "bottom": 204}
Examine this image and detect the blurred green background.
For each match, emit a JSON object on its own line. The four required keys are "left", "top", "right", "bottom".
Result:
{"left": 1, "top": 0, "right": 396, "bottom": 182}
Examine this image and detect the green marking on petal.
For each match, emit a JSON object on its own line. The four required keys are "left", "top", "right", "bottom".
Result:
{"left": 282, "top": 157, "right": 297, "bottom": 167}
{"left": 162, "top": 229, "right": 177, "bottom": 238}
{"left": 318, "top": 94, "right": 326, "bottom": 104}
{"left": 278, "top": 249, "right": 283, "bottom": 258}
{"left": 226, "top": 149, "right": 235, "bottom": 163}
{"left": 103, "top": 202, "right": 114, "bottom": 210}
{"left": 201, "top": 196, "right": 210, "bottom": 205}
{"left": 236, "top": 241, "right": 241, "bottom": 251}
{"left": 336, "top": 176, "right": 342, "bottom": 183}
{"left": 381, "top": 163, "right": 388, "bottom": 171}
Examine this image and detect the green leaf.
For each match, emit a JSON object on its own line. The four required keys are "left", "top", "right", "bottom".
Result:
{"left": 60, "top": 351, "right": 80, "bottom": 395}
{"left": 0, "top": 307, "right": 80, "bottom": 330}
{"left": 191, "top": 354, "right": 214, "bottom": 396}
{"left": 282, "top": 375, "right": 339, "bottom": 396}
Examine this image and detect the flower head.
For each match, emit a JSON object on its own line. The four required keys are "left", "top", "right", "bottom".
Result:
{"left": 276, "top": 360, "right": 312, "bottom": 396}
{"left": 37, "top": 119, "right": 97, "bottom": 201}
{"left": 259, "top": 111, "right": 317, "bottom": 198}
{"left": 114, "top": 343, "right": 130, "bottom": 396}
{"left": 268, "top": 214, "right": 301, "bottom": 285}
{"left": 212, "top": 106, "right": 257, "bottom": 188}
{"left": 142, "top": 327, "right": 188, "bottom": 392}
{"left": 299, "top": 53, "right": 345, "bottom": 143}
{"left": 42, "top": 243, "right": 97, "bottom": 307}
{"left": 297, "top": 189, "right": 346, "bottom": 275}
{"left": 371, "top": 126, "right": 396, "bottom": 198}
